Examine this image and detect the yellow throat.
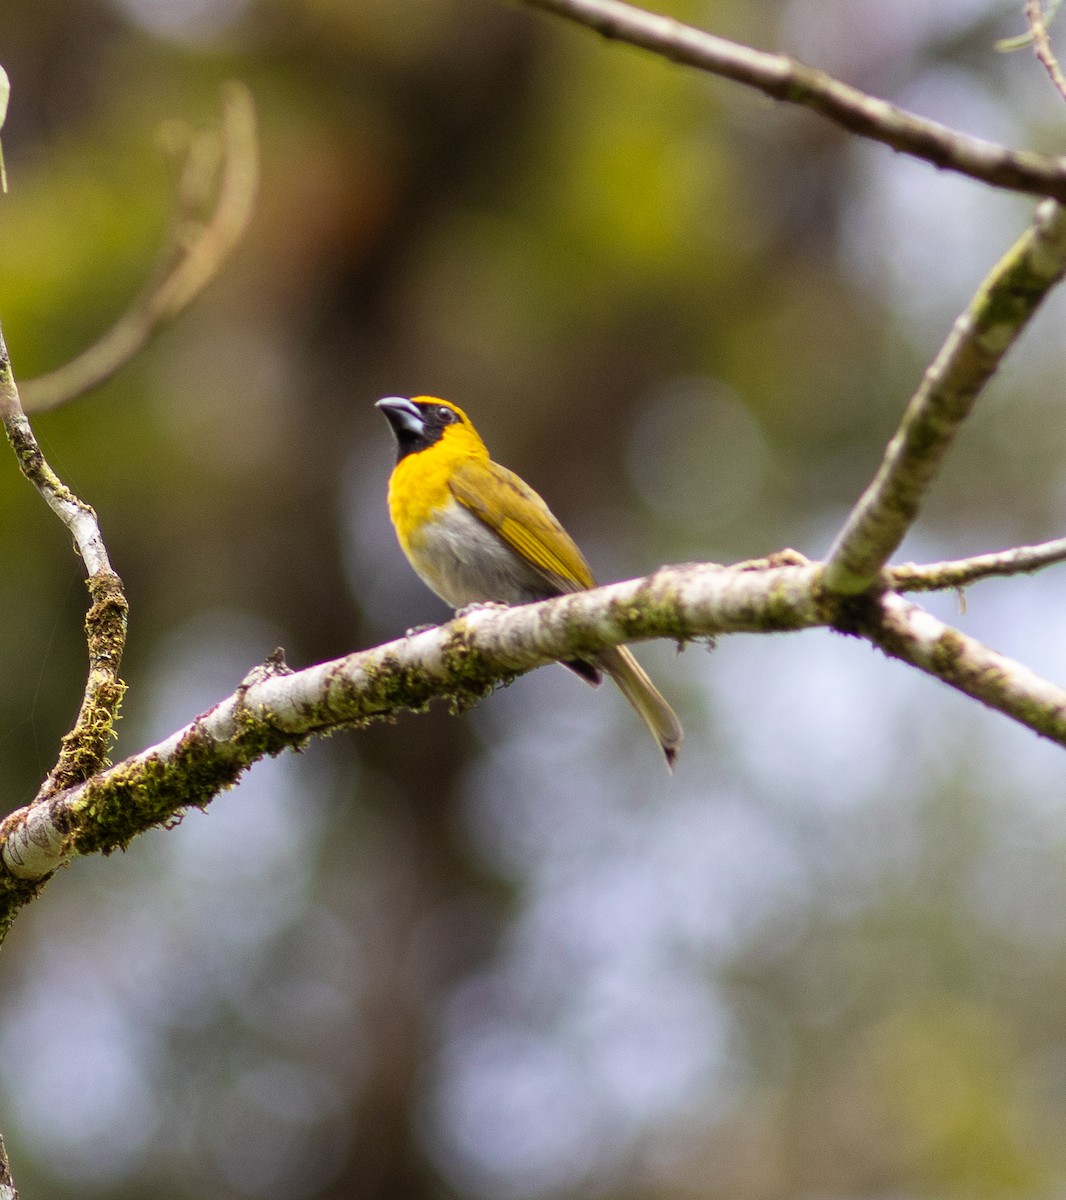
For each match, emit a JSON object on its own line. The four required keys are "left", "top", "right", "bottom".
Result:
{"left": 386, "top": 397, "right": 489, "bottom": 555}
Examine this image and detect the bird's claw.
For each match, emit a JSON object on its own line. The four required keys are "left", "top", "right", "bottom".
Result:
{"left": 454, "top": 601, "right": 511, "bottom": 618}
{"left": 404, "top": 623, "right": 438, "bottom": 637}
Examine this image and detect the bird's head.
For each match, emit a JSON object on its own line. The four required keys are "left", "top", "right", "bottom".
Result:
{"left": 376, "top": 396, "right": 486, "bottom": 461}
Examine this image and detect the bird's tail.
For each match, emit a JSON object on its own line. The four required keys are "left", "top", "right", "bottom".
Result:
{"left": 597, "top": 645, "right": 683, "bottom": 772}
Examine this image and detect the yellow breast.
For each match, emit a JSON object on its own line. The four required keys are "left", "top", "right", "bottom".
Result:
{"left": 387, "top": 420, "right": 489, "bottom": 556}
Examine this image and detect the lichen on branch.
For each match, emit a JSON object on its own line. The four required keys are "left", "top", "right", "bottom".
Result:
{"left": 824, "top": 199, "right": 1066, "bottom": 595}
{"left": 0, "top": 328, "right": 128, "bottom": 804}
{"left": 2, "top": 551, "right": 1066, "bottom": 944}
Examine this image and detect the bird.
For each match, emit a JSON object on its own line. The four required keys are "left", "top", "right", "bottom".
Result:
{"left": 376, "top": 395, "right": 683, "bottom": 769}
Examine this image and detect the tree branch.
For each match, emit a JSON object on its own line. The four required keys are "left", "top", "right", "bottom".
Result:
{"left": 19, "top": 82, "right": 258, "bottom": 414}
{"left": 1026, "top": 0, "right": 1066, "bottom": 103}
{"left": 0, "top": 327, "right": 127, "bottom": 805}
{"left": 518, "top": 3, "right": 1066, "bottom": 594}
{"left": 823, "top": 198, "right": 1066, "bottom": 594}
{"left": 0, "top": 561, "right": 816, "bottom": 939}
{"left": 0, "top": 1133, "right": 18, "bottom": 1200}
{"left": 859, "top": 591, "right": 1066, "bottom": 737}
{"left": 0, "top": 556, "right": 1064, "bottom": 942}
{"left": 516, "top": 0, "right": 1066, "bottom": 202}
{"left": 891, "top": 536, "right": 1066, "bottom": 591}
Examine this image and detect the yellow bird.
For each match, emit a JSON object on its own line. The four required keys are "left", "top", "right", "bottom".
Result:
{"left": 377, "top": 395, "right": 683, "bottom": 768}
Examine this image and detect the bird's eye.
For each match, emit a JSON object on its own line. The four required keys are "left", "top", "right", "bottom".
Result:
{"left": 437, "top": 406, "right": 457, "bottom": 424}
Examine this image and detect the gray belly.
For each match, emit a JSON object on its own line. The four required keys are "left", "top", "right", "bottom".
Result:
{"left": 411, "top": 504, "right": 559, "bottom": 608}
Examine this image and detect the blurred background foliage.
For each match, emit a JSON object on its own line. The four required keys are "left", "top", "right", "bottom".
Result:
{"left": 2, "top": 0, "right": 1066, "bottom": 1197}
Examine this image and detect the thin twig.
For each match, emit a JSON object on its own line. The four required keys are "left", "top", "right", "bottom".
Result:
{"left": 517, "top": 0, "right": 1066, "bottom": 202}
{"left": 891, "top": 537, "right": 1066, "bottom": 591}
{"left": 823, "top": 198, "right": 1066, "bottom": 595}
{"left": 20, "top": 82, "right": 258, "bottom": 414}
{"left": 998, "top": 0, "right": 1064, "bottom": 50}
{"left": 1026, "top": 0, "right": 1066, "bottom": 102}
{"left": 0, "top": 327, "right": 127, "bottom": 801}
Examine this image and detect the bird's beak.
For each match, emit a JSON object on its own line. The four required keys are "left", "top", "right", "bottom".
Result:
{"left": 376, "top": 396, "right": 426, "bottom": 438}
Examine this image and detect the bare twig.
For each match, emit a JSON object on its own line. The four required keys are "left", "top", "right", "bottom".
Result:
{"left": 823, "top": 198, "right": 1066, "bottom": 595}
{"left": 20, "top": 82, "right": 258, "bottom": 414}
{"left": 1026, "top": 0, "right": 1066, "bottom": 102}
{"left": 0, "top": 327, "right": 127, "bottom": 801}
{"left": 891, "top": 537, "right": 1066, "bottom": 591}
{"left": 999, "top": 0, "right": 1064, "bottom": 50}
{"left": 517, "top": 0, "right": 1066, "bottom": 202}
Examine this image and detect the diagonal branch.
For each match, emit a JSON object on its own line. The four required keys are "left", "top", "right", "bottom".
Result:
{"left": 823, "top": 198, "right": 1066, "bottom": 595}
{"left": 0, "top": 328, "right": 127, "bottom": 803}
{"left": 858, "top": 591, "right": 1066, "bottom": 735}
{"left": 0, "top": 561, "right": 820, "bottom": 940}
{"left": 517, "top": 0, "right": 1066, "bottom": 202}
{"left": 20, "top": 82, "right": 258, "bottom": 414}
{"left": 0, "top": 557, "right": 1065, "bottom": 944}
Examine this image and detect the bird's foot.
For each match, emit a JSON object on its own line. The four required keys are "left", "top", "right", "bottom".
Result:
{"left": 737, "top": 547, "right": 810, "bottom": 572}
{"left": 404, "top": 623, "right": 439, "bottom": 637}
{"left": 454, "top": 601, "right": 512, "bottom": 618}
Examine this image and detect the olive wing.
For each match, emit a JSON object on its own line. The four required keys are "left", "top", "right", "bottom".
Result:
{"left": 449, "top": 457, "right": 595, "bottom": 594}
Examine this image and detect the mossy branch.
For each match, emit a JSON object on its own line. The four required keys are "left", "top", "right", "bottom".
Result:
{"left": 2, "top": 551, "right": 1066, "bottom": 942}
{"left": 0, "top": 327, "right": 127, "bottom": 804}
{"left": 824, "top": 198, "right": 1066, "bottom": 594}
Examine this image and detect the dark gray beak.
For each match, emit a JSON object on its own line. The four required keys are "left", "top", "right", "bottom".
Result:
{"left": 376, "top": 396, "right": 426, "bottom": 438}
